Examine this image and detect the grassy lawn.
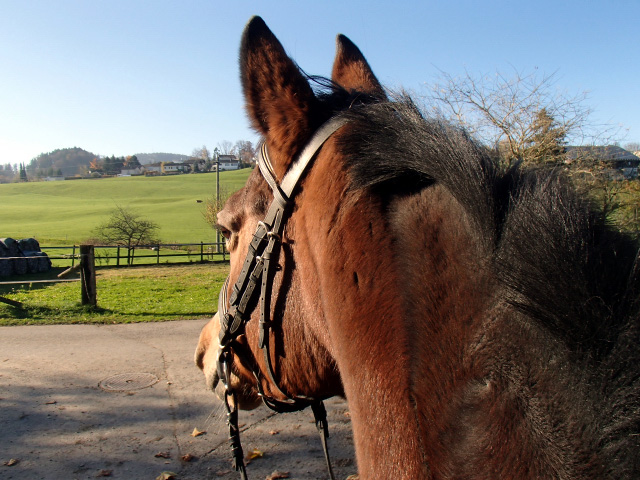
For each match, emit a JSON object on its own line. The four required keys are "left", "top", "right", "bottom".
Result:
{"left": 0, "top": 263, "right": 228, "bottom": 326}
{"left": 1, "top": 168, "right": 251, "bottom": 245}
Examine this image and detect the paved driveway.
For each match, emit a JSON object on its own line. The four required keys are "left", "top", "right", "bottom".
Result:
{"left": 0, "top": 320, "right": 356, "bottom": 479}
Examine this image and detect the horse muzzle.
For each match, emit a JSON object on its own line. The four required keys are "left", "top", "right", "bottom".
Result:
{"left": 195, "top": 313, "right": 262, "bottom": 410}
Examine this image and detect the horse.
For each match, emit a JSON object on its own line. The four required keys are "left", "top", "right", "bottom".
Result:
{"left": 196, "top": 16, "right": 640, "bottom": 479}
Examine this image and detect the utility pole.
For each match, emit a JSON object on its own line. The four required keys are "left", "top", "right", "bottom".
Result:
{"left": 214, "top": 147, "right": 220, "bottom": 253}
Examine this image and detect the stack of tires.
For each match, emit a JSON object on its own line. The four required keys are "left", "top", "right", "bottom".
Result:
{"left": 0, "top": 238, "right": 52, "bottom": 277}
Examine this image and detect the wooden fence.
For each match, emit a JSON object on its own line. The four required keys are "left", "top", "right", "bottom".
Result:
{"left": 0, "top": 245, "right": 96, "bottom": 308}
{"left": 41, "top": 242, "right": 228, "bottom": 268}
{"left": 0, "top": 242, "right": 228, "bottom": 308}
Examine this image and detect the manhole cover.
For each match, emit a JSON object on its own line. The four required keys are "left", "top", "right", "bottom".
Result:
{"left": 99, "top": 373, "right": 159, "bottom": 392}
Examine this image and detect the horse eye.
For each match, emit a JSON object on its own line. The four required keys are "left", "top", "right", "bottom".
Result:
{"left": 216, "top": 224, "right": 232, "bottom": 240}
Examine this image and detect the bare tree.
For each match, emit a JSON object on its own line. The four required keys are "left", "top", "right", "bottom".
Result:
{"left": 624, "top": 142, "right": 640, "bottom": 154}
{"left": 217, "top": 140, "right": 235, "bottom": 155}
{"left": 234, "top": 140, "right": 257, "bottom": 166}
{"left": 191, "top": 145, "right": 211, "bottom": 161}
{"left": 426, "top": 68, "right": 619, "bottom": 166}
{"left": 94, "top": 206, "right": 160, "bottom": 263}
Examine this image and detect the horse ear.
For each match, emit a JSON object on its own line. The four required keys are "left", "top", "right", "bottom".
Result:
{"left": 240, "top": 16, "right": 319, "bottom": 172}
{"left": 332, "top": 34, "right": 386, "bottom": 99}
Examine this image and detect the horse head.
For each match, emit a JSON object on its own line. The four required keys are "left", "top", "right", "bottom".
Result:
{"left": 195, "top": 16, "right": 384, "bottom": 411}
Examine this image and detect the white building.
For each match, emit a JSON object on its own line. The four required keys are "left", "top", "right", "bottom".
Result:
{"left": 216, "top": 155, "right": 240, "bottom": 171}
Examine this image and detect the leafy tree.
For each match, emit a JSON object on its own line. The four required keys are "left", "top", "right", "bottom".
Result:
{"left": 94, "top": 206, "right": 160, "bottom": 263}
{"left": 28, "top": 147, "right": 97, "bottom": 177}
{"left": 19, "top": 163, "right": 28, "bottom": 182}
{"left": 124, "top": 155, "right": 141, "bottom": 169}
{"left": 103, "top": 155, "right": 124, "bottom": 175}
{"left": 522, "top": 108, "right": 567, "bottom": 164}
{"left": 191, "top": 145, "right": 211, "bottom": 162}
{"left": 89, "top": 158, "right": 103, "bottom": 173}
{"left": 0, "top": 164, "right": 16, "bottom": 183}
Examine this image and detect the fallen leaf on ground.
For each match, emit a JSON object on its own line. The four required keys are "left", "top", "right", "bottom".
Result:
{"left": 191, "top": 427, "right": 205, "bottom": 437}
{"left": 266, "top": 471, "right": 290, "bottom": 480}
{"left": 269, "top": 429, "right": 280, "bottom": 435}
{"left": 245, "top": 447, "right": 264, "bottom": 464}
{"left": 155, "top": 472, "right": 177, "bottom": 480}
{"left": 154, "top": 451, "right": 171, "bottom": 458}
{"left": 180, "top": 453, "right": 196, "bottom": 462}
{"left": 3, "top": 458, "right": 19, "bottom": 466}
{"left": 96, "top": 470, "right": 112, "bottom": 477}
{"left": 45, "top": 400, "right": 57, "bottom": 405}
{"left": 246, "top": 448, "right": 264, "bottom": 460}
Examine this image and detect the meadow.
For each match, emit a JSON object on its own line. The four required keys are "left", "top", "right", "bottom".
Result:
{"left": 0, "top": 264, "right": 227, "bottom": 325}
{"left": 0, "top": 170, "right": 251, "bottom": 324}
{"left": 1, "top": 169, "right": 252, "bottom": 245}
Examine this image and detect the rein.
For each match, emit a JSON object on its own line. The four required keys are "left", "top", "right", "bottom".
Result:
{"left": 216, "top": 116, "right": 348, "bottom": 480}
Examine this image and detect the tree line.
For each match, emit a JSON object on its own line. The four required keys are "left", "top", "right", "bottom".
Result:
{"left": 89, "top": 155, "right": 142, "bottom": 175}
{"left": 0, "top": 139, "right": 259, "bottom": 183}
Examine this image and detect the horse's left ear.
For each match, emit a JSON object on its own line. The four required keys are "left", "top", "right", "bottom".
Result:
{"left": 240, "top": 16, "right": 320, "bottom": 173}
{"left": 332, "top": 34, "right": 386, "bottom": 99}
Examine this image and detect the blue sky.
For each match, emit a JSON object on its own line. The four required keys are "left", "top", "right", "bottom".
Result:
{"left": 1, "top": 0, "right": 639, "bottom": 166}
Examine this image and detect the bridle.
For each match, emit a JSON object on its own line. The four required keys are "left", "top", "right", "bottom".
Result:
{"left": 216, "top": 115, "right": 349, "bottom": 480}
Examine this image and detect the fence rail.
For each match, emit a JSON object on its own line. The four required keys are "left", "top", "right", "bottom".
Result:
{"left": 0, "top": 246, "right": 96, "bottom": 308}
{"left": 40, "top": 242, "right": 228, "bottom": 268}
{"left": 0, "top": 243, "right": 229, "bottom": 307}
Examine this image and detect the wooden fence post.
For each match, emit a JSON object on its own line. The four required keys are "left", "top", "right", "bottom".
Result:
{"left": 80, "top": 245, "right": 97, "bottom": 306}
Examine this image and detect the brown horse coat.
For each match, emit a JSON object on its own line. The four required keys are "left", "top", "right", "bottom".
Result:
{"left": 197, "top": 16, "right": 640, "bottom": 479}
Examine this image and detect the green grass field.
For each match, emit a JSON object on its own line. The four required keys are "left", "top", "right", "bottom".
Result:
{"left": 0, "top": 264, "right": 227, "bottom": 325}
{"left": 1, "top": 169, "right": 252, "bottom": 245}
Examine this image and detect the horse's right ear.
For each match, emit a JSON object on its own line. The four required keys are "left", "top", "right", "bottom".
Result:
{"left": 239, "top": 17, "right": 319, "bottom": 174}
{"left": 332, "top": 34, "right": 386, "bottom": 99}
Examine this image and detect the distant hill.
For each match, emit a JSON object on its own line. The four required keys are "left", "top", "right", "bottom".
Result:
{"left": 27, "top": 147, "right": 97, "bottom": 177}
{"left": 23, "top": 149, "right": 191, "bottom": 178}
{"left": 134, "top": 153, "right": 190, "bottom": 165}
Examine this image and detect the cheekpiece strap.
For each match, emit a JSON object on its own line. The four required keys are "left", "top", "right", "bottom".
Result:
{"left": 215, "top": 115, "right": 349, "bottom": 480}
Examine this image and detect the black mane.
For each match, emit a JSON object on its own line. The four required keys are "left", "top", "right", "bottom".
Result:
{"left": 336, "top": 96, "right": 640, "bottom": 473}
{"left": 339, "top": 97, "right": 640, "bottom": 356}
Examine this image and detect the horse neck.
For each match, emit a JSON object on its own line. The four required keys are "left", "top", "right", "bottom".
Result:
{"left": 297, "top": 160, "right": 491, "bottom": 477}
{"left": 298, "top": 167, "right": 607, "bottom": 478}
